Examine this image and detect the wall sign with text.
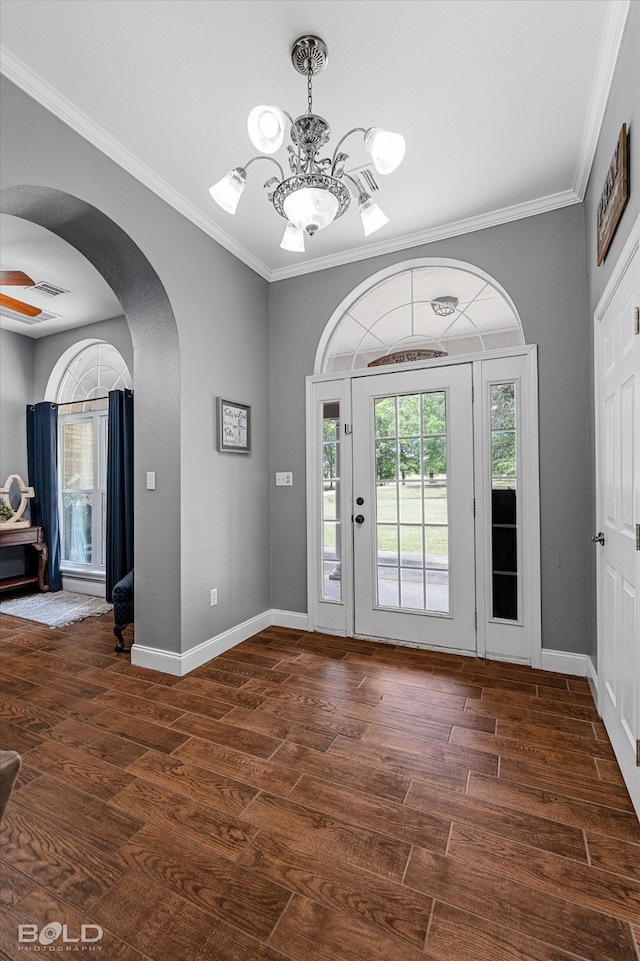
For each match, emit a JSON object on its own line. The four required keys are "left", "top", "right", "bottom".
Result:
{"left": 216, "top": 398, "right": 251, "bottom": 453}
{"left": 597, "top": 123, "right": 629, "bottom": 266}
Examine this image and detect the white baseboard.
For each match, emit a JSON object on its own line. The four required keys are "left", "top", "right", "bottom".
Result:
{"left": 61, "top": 576, "right": 106, "bottom": 598}
{"left": 133, "top": 616, "right": 594, "bottom": 682}
{"left": 131, "top": 609, "right": 306, "bottom": 676}
{"left": 270, "top": 610, "right": 309, "bottom": 631}
{"left": 540, "top": 649, "right": 593, "bottom": 677}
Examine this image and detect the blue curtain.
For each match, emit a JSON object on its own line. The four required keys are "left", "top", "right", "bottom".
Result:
{"left": 106, "top": 389, "right": 134, "bottom": 602}
{"left": 26, "top": 402, "right": 62, "bottom": 592}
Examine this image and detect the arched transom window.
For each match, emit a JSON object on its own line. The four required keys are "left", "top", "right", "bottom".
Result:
{"left": 317, "top": 261, "right": 524, "bottom": 374}
{"left": 57, "top": 342, "right": 132, "bottom": 406}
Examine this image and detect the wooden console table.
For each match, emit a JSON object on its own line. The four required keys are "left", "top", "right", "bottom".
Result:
{"left": 0, "top": 525, "right": 49, "bottom": 593}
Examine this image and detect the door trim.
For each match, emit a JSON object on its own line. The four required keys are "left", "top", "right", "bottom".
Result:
{"left": 306, "top": 345, "right": 541, "bottom": 666}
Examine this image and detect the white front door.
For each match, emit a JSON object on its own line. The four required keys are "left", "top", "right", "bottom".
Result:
{"left": 595, "top": 232, "right": 640, "bottom": 817}
{"left": 351, "top": 364, "right": 476, "bottom": 652}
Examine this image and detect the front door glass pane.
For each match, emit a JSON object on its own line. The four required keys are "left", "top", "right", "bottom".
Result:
{"left": 374, "top": 391, "right": 449, "bottom": 613}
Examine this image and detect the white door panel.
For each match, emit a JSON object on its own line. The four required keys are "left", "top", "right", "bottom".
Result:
{"left": 595, "top": 231, "right": 640, "bottom": 819}
{"left": 352, "top": 365, "right": 476, "bottom": 652}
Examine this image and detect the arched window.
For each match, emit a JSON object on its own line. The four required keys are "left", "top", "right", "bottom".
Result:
{"left": 57, "top": 341, "right": 131, "bottom": 407}
{"left": 55, "top": 343, "right": 132, "bottom": 577}
{"left": 316, "top": 260, "right": 524, "bottom": 374}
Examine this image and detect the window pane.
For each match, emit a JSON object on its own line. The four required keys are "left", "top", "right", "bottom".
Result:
{"left": 398, "top": 394, "right": 419, "bottom": 435}
{"left": 378, "top": 566, "right": 399, "bottom": 607}
{"left": 491, "top": 431, "right": 516, "bottom": 478}
{"left": 375, "top": 396, "right": 396, "bottom": 437}
{"left": 400, "top": 567, "right": 424, "bottom": 610}
{"left": 399, "top": 438, "right": 420, "bottom": 480}
{"left": 423, "top": 436, "right": 446, "bottom": 480}
{"left": 399, "top": 483, "right": 421, "bottom": 523}
{"left": 62, "top": 422, "right": 94, "bottom": 488}
{"left": 61, "top": 492, "right": 92, "bottom": 564}
{"left": 422, "top": 391, "right": 446, "bottom": 434}
{"left": 376, "top": 439, "right": 397, "bottom": 482}
{"left": 424, "top": 484, "right": 447, "bottom": 523}
{"left": 491, "top": 384, "right": 515, "bottom": 430}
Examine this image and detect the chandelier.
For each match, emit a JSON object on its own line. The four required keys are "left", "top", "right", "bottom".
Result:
{"left": 209, "top": 35, "right": 406, "bottom": 253}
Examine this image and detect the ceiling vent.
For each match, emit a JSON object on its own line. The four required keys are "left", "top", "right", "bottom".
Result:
{"left": 32, "top": 281, "right": 69, "bottom": 297}
{"left": 345, "top": 163, "right": 384, "bottom": 197}
{"left": 0, "top": 306, "right": 59, "bottom": 325}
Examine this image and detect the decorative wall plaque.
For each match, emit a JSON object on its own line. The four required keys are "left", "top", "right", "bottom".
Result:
{"left": 368, "top": 349, "right": 448, "bottom": 367}
{"left": 597, "top": 124, "right": 629, "bottom": 266}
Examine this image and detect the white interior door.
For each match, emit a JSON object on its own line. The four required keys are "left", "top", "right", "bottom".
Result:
{"left": 351, "top": 364, "right": 476, "bottom": 652}
{"left": 595, "top": 235, "right": 640, "bottom": 817}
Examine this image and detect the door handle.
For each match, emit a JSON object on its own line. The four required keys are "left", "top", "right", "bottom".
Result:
{"left": 354, "top": 514, "right": 365, "bottom": 524}
{"left": 591, "top": 532, "right": 605, "bottom": 546}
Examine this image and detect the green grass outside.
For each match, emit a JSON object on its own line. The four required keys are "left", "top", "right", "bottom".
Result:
{"left": 323, "top": 482, "right": 449, "bottom": 556}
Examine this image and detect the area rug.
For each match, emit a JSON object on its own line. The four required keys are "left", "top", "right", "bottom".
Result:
{"left": 0, "top": 591, "right": 112, "bottom": 628}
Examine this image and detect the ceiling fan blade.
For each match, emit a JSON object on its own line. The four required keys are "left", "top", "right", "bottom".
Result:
{"left": 0, "top": 293, "right": 42, "bottom": 317}
{"left": 0, "top": 270, "right": 35, "bottom": 287}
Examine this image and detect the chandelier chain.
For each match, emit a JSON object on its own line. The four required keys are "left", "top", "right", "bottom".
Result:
{"left": 307, "top": 65, "right": 313, "bottom": 115}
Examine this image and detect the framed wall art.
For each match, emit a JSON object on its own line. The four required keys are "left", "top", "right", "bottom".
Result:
{"left": 597, "top": 123, "right": 629, "bottom": 266}
{"left": 216, "top": 398, "right": 251, "bottom": 453}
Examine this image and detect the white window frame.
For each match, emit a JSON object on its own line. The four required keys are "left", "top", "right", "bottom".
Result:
{"left": 58, "top": 408, "right": 108, "bottom": 578}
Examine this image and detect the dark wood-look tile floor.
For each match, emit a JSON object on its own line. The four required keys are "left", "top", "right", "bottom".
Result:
{"left": 1, "top": 611, "right": 639, "bottom": 961}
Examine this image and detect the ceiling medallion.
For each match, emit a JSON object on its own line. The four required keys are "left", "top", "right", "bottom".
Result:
{"left": 209, "top": 35, "right": 406, "bottom": 253}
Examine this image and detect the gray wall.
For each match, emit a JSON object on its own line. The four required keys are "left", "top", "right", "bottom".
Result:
{"left": 0, "top": 328, "right": 34, "bottom": 483}
{"left": 584, "top": 2, "right": 639, "bottom": 661}
{"left": 270, "top": 204, "right": 590, "bottom": 654}
{"left": 0, "top": 329, "right": 35, "bottom": 576}
{"left": 1, "top": 76, "right": 271, "bottom": 656}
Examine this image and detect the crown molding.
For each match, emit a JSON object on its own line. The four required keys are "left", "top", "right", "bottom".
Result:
{"left": 573, "top": 0, "right": 632, "bottom": 199}
{"left": 0, "top": 47, "right": 271, "bottom": 282}
{"left": 268, "top": 189, "right": 582, "bottom": 282}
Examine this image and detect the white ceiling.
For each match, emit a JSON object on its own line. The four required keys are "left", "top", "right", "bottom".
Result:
{"left": 0, "top": 0, "right": 630, "bottom": 335}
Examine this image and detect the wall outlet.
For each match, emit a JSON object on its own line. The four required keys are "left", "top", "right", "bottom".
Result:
{"left": 275, "top": 472, "right": 293, "bottom": 487}
{"left": 146, "top": 471, "right": 156, "bottom": 490}
{"left": 210, "top": 588, "right": 217, "bottom": 606}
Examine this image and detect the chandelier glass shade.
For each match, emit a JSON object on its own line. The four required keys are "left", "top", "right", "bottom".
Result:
{"left": 208, "top": 35, "right": 405, "bottom": 253}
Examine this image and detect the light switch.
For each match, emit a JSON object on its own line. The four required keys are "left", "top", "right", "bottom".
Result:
{"left": 146, "top": 472, "right": 156, "bottom": 490}
{"left": 275, "top": 472, "right": 293, "bottom": 487}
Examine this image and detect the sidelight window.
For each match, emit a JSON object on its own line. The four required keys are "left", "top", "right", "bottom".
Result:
{"left": 490, "top": 383, "right": 518, "bottom": 620}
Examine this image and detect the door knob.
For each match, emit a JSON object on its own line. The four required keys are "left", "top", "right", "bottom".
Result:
{"left": 354, "top": 514, "right": 365, "bottom": 524}
{"left": 591, "top": 532, "right": 605, "bottom": 546}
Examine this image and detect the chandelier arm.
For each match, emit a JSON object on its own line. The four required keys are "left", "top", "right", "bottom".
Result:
{"left": 283, "top": 111, "right": 303, "bottom": 171}
{"left": 243, "top": 155, "right": 286, "bottom": 181}
{"left": 330, "top": 127, "right": 368, "bottom": 170}
{"left": 341, "top": 172, "right": 365, "bottom": 200}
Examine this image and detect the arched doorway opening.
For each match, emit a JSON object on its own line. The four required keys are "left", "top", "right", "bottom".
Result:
{"left": 0, "top": 185, "right": 181, "bottom": 655}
